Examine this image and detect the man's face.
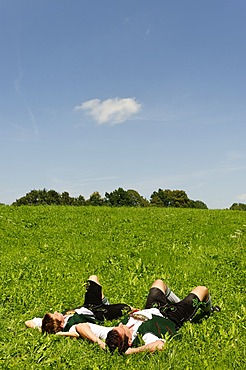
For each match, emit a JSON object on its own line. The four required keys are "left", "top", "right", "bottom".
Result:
{"left": 114, "top": 323, "right": 132, "bottom": 345}
{"left": 49, "top": 311, "right": 65, "bottom": 326}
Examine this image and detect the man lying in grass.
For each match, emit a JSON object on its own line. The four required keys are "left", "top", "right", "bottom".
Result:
{"left": 25, "top": 275, "right": 132, "bottom": 335}
{"left": 73, "top": 279, "right": 219, "bottom": 354}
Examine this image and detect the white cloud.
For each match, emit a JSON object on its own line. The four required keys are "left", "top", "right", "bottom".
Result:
{"left": 237, "top": 193, "right": 246, "bottom": 201}
{"left": 75, "top": 97, "right": 142, "bottom": 125}
{"left": 146, "top": 28, "right": 151, "bottom": 36}
{"left": 226, "top": 150, "right": 246, "bottom": 161}
{"left": 14, "top": 61, "right": 39, "bottom": 135}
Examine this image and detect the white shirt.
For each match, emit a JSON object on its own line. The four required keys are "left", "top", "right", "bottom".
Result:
{"left": 88, "top": 308, "right": 166, "bottom": 346}
{"left": 29, "top": 307, "right": 94, "bottom": 333}
{"left": 126, "top": 308, "right": 165, "bottom": 344}
{"left": 31, "top": 317, "right": 42, "bottom": 330}
{"left": 88, "top": 323, "right": 113, "bottom": 340}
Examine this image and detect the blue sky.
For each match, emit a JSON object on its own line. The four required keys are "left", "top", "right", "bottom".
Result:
{"left": 1, "top": 0, "right": 245, "bottom": 208}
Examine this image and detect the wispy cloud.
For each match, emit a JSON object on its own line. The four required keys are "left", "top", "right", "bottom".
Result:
{"left": 123, "top": 17, "right": 131, "bottom": 24}
{"left": 145, "top": 27, "right": 151, "bottom": 36}
{"left": 14, "top": 69, "right": 23, "bottom": 95}
{"left": 74, "top": 97, "right": 142, "bottom": 125}
{"left": 14, "top": 63, "right": 39, "bottom": 135}
{"left": 237, "top": 193, "right": 246, "bottom": 201}
{"left": 226, "top": 150, "right": 246, "bottom": 161}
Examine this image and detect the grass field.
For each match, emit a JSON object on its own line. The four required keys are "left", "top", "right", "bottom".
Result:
{"left": 0, "top": 205, "right": 245, "bottom": 369}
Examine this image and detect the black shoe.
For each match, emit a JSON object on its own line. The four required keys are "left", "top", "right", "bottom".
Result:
{"left": 211, "top": 305, "right": 221, "bottom": 313}
{"left": 190, "top": 306, "right": 220, "bottom": 323}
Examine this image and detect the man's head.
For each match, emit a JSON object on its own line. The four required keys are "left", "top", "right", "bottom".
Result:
{"left": 42, "top": 311, "right": 65, "bottom": 334}
{"left": 105, "top": 323, "right": 132, "bottom": 354}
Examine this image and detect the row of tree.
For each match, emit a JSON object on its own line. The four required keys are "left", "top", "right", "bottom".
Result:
{"left": 11, "top": 188, "right": 209, "bottom": 208}
{"left": 7, "top": 188, "right": 246, "bottom": 210}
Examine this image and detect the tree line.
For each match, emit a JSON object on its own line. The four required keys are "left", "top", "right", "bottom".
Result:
{"left": 11, "top": 188, "right": 209, "bottom": 209}
{"left": 6, "top": 188, "right": 245, "bottom": 210}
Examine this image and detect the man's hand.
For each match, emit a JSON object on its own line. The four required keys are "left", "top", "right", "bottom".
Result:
{"left": 125, "top": 340, "right": 165, "bottom": 355}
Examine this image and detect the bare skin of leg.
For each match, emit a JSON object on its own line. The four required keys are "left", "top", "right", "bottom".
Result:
{"left": 149, "top": 279, "right": 168, "bottom": 294}
{"left": 87, "top": 275, "right": 105, "bottom": 300}
{"left": 150, "top": 281, "right": 209, "bottom": 303}
{"left": 191, "top": 286, "right": 209, "bottom": 302}
{"left": 88, "top": 275, "right": 101, "bottom": 285}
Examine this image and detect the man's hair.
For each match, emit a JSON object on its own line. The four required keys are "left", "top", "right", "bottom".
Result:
{"left": 105, "top": 329, "right": 129, "bottom": 354}
{"left": 42, "top": 313, "right": 62, "bottom": 334}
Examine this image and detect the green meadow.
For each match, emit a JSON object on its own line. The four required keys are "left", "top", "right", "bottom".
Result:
{"left": 0, "top": 206, "right": 245, "bottom": 369}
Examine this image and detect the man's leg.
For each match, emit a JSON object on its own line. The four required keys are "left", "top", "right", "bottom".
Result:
{"left": 151, "top": 280, "right": 180, "bottom": 303}
{"left": 83, "top": 275, "right": 105, "bottom": 308}
{"left": 84, "top": 275, "right": 131, "bottom": 321}
{"left": 163, "top": 285, "right": 214, "bottom": 328}
{"left": 191, "top": 286, "right": 212, "bottom": 314}
{"left": 145, "top": 279, "right": 180, "bottom": 309}
{"left": 87, "top": 275, "right": 110, "bottom": 305}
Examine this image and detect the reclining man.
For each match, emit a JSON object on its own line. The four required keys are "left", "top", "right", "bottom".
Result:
{"left": 73, "top": 279, "right": 219, "bottom": 354}
{"left": 25, "top": 275, "right": 132, "bottom": 335}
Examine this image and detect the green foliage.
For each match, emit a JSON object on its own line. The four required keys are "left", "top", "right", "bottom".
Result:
{"left": 0, "top": 205, "right": 245, "bottom": 369}
{"left": 11, "top": 187, "right": 209, "bottom": 209}
{"left": 86, "top": 192, "right": 105, "bottom": 206}
{"left": 12, "top": 189, "right": 86, "bottom": 206}
{"left": 230, "top": 202, "right": 246, "bottom": 211}
{"left": 150, "top": 189, "right": 208, "bottom": 209}
{"left": 190, "top": 199, "right": 208, "bottom": 209}
{"left": 126, "top": 189, "right": 149, "bottom": 207}
{"left": 105, "top": 188, "right": 149, "bottom": 207}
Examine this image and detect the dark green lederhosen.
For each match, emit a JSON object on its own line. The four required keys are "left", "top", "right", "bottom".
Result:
{"left": 132, "top": 315, "right": 178, "bottom": 347}
{"left": 63, "top": 313, "right": 99, "bottom": 332}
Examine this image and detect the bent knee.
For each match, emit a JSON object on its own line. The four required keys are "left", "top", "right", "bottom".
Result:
{"left": 150, "top": 279, "right": 167, "bottom": 293}
{"left": 197, "top": 285, "right": 209, "bottom": 294}
{"left": 88, "top": 275, "right": 100, "bottom": 284}
{"left": 192, "top": 286, "right": 209, "bottom": 301}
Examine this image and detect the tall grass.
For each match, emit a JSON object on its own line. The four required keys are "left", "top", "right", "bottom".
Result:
{"left": 0, "top": 206, "right": 245, "bottom": 369}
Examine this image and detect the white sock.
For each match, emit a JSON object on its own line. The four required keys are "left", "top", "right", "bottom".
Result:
{"left": 102, "top": 296, "right": 110, "bottom": 305}
{"left": 165, "top": 287, "right": 181, "bottom": 303}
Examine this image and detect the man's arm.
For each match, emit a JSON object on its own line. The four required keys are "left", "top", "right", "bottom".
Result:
{"left": 125, "top": 340, "right": 165, "bottom": 355}
{"left": 75, "top": 323, "right": 106, "bottom": 350}
{"left": 25, "top": 320, "right": 36, "bottom": 329}
{"left": 56, "top": 331, "right": 80, "bottom": 338}
{"left": 25, "top": 318, "right": 42, "bottom": 331}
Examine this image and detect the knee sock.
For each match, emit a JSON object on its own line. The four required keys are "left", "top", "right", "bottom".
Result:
{"left": 200, "top": 295, "right": 212, "bottom": 314}
{"left": 165, "top": 286, "right": 181, "bottom": 303}
{"left": 102, "top": 296, "right": 110, "bottom": 305}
